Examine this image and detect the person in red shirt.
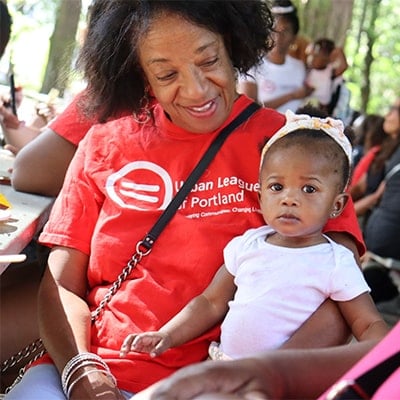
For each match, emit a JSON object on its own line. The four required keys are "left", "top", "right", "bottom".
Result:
{"left": 11, "top": 92, "right": 95, "bottom": 196}
{"left": 5, "top": 1, "right": 364, "bottom": 399}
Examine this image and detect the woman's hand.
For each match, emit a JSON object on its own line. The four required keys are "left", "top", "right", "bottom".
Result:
{"left": 134, "top": 358, "right": 279, "bottom": 400}
{"left": 0, "top": 102, "right": 20, "bottom": 129}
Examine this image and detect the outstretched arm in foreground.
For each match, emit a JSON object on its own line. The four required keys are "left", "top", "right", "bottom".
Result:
{"left": 134, "top": 339, "right": 379, "bottom": 400}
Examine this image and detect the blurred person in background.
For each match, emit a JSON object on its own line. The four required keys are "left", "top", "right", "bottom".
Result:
{"left": 361, "top": 98, "right": 400, "bottom": 318}
{"left": 237, "top": 0, "right": 312, "bottom": 113}
{"left": 350, "top": 114, "right": 387, "bottom": 226}
{"left": 305, "top": 37, "right": 349, "bottom": 120}
{"left": 351, "top": 114, "right": 386, "bottom": 171}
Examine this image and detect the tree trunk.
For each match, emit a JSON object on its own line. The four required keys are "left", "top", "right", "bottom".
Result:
{"left": 40, "top": 0, "right": 82, "bottom": 96}
{"left": 360, "top": 0, "right": 381, "bottom": 113}
{"left": 295, "top": 0, "right": 354, "bottom": 46}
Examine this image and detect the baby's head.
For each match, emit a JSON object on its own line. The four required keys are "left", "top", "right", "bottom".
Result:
{"left": 258, "top": 111, "right": 352, "bottom": 235}
{"left": 260, "top": 111, "right": 352, "bottom": 194}
{"left": 307, "top": 38, "right": 335, "bottom": 70}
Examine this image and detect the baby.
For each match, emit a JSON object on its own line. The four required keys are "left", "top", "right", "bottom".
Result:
{"left": 120, "top": 111, "right": 388, "bottom": 361}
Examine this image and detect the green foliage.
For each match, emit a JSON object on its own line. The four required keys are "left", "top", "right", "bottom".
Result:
{"left": 345, "top": 0, "right": 400, "bottom": 114}
{"left": 0, "top": 0, "right": 59, "bottom": 91}
{"left": 0, "top": 0, "right": 90, "bottom": 94}
{"left": 293, "top": 0, "right": 400, "bottom": 114}
{"left": 2, "top": 0, "right": 399, "bottom": 112}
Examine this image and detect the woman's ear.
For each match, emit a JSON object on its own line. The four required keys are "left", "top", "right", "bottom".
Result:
{"left": 329, "top": 192, "right": 349, "bottom": 219}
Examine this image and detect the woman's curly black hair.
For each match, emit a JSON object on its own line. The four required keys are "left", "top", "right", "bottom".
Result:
{"left": 77, "top": 0, "right": 275, "bottom": 122}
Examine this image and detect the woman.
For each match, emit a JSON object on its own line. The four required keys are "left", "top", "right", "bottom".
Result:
{"left": 351, "top": 114, "right": 386, "bottom": 173}
{"left": 350, "top": 112, "right": 396, "bottom": 222}
{"left": 5, "top": 1, "right": 364, "bottom": 399}
{"left": 11, "top": 93, "right": 96, "bottom": 196}
{"left": 237, "top": 0, "right": 312, "bottom": 113}
{"left": 362, "top": 99, "right": 400, "bottom": 304}
{"left": 365, "top": 99, "right": 400, "bottom": 257}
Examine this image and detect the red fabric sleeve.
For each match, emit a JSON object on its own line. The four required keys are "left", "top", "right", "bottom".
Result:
{"left": 48, "top": 92, "right": 95, "bottom": 146}
{"left": 351, "top": 146, "right": 380, "bottom": 187}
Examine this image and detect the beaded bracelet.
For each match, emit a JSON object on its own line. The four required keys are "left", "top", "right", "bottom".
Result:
{"left": 61, "top": 352, "right": 113, "bottom": 397}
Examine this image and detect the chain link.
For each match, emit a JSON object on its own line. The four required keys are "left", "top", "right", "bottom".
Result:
{"left": 91, "top": 241, "right": 150, "bottom": 321}
{"left": 1, "top": 240, "right": 151, "bottom": 392}
{"left": 1, "top": 338, "right": 44, "bottom": 373}
{"left": 4, "top": 346, "right": 46, "bottom": 394}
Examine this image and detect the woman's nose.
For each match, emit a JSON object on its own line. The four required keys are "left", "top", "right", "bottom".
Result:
{"left": 180, "top": 67, "right": 208, "bottom": 99}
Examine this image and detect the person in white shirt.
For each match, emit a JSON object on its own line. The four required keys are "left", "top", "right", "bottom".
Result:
{"left": 237, "top": 0, "right": 312, "bottom": 113}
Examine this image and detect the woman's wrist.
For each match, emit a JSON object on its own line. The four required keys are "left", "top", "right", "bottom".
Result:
{"left": 61, "top": 352, "right": 117, "bottom": 399}
{"left": 68, "top": 366, "right": 118, "bottom": 399}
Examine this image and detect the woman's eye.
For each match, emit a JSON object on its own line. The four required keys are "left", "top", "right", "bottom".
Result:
{"left": 157, "top": 72, "right": 176, "bottom": 82}
{"left": 270, "top": 183, "right": 283, "bottom": 192}
{"left": 202, "top": 57, "right": 218, "bottom": 67}
{"left": 303, "top": 185, "right": 316, "bottom": 193}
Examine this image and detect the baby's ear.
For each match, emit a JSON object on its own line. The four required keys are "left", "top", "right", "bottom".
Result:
{"left": 329, "top": 192, "right": 349, "bottom": 219}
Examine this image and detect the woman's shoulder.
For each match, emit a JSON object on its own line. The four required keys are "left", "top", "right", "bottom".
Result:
{"left": 84, "top": 115, "right": 139, "bottom": 142}
{"left": 248, "top": 103, "right": 286, "bottom": 136}
{"left": 76, "top": 115, "right": 146, "bottom": 160}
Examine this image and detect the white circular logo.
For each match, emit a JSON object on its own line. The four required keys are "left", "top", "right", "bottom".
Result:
{"left": 106, "top": 161, "right": 173, "bottom": 210}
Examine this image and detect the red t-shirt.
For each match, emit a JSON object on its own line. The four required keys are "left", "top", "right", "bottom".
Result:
{"left": 350, "top": 146, "right": 381, "bottom": 187}
{"left": 39, "top": 95, "right": 364, "bottom": 393}
{"left": 48, "top": 93, "right": 95, "bottom": 146}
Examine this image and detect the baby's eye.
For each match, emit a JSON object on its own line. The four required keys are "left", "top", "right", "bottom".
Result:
{"left": 269, "top": 183, "right": 283, "bottom": 192}
{"left": 302, "top": 185, "right": 316, "bottom": 193}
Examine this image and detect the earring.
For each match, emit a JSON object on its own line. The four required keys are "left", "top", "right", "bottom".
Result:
{"left": 132, "top": 90, "right": 152, "bottom": 124}
{"left": 330, "top": 211, "right": 337, "bottom": 218}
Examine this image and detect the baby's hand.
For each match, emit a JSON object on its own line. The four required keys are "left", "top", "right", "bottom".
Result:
{"left": 119, "top": 332, "right": 171, "bottom": 358}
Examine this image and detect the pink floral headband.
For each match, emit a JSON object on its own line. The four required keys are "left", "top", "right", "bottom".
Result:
{"left": 260, "top": 110, "right": 353, "bottom": 172}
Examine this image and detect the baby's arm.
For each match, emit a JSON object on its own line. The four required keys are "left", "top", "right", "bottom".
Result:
{"left": 120, "top": 265, "right": 236, "bottom": 357}
{"left": 338, "top": 292, "right": 389, "bottom": 342}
